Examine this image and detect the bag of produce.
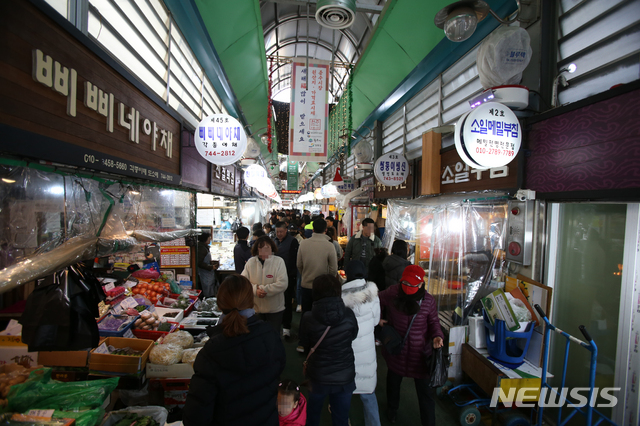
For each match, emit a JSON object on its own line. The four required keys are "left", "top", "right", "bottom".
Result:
{"left": 181, "top": 347, "right": 202, "bottom": 365}
{"left": 161, "top": 330, "right": 194, "bottom": 349}
{"left": 6, "top": 374, "right": 118, "bottom": 413}
{"left": 148, "top": 344, "right": 183, "bottom": 366}
{"left": 102, "top": 406, "right": 168, "bottom": 426}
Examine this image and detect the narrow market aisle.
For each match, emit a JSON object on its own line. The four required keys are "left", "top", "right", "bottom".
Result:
{"left": 282, "top": 310, "right": 460, "bottom": 426}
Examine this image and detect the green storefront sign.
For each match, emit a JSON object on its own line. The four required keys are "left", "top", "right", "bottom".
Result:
{"left": 287, "top": 159, "right": 298, "bottom": 191}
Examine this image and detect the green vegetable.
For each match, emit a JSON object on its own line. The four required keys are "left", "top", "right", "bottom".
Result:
{"left": 157, "top": 323, "right": 172, "bottom": 332}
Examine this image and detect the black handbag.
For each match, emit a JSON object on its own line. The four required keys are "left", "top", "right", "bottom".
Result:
{"left": 427, "top": 347, "right": 451, "bottom": 387}
{"left": 380, "top": 300, "right": 422, "bottom": 355}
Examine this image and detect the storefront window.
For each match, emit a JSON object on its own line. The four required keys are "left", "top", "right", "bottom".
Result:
{"left": 549, "top": 203, "right": 626, "bottom": 420}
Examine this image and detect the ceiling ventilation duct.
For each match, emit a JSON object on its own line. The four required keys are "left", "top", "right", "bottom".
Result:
{"left": 316, "top": 0, "right": 357, "bottom": 29}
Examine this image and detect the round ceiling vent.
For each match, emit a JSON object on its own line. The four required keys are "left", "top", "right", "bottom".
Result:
{"left": 316, "top": 0, "right": 357, "bottom": 29}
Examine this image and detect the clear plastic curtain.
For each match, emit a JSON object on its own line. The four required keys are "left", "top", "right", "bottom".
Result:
{"left": 0, "top": 165, "right": 198, "bottom": 291}
{"left": 383, "top": 192, "right": 509, "bottom": 325}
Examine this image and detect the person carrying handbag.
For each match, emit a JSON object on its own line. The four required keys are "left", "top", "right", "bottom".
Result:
{"left": 378, "top": 265, "right": 444, "bottom": 426}
{"left": 299, "top": 274, "right": 359, "bottom": 426}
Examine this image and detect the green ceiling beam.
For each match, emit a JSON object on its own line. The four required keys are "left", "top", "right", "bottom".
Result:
{"left": 194, "top": 0, "right": 270, "bottom": 137}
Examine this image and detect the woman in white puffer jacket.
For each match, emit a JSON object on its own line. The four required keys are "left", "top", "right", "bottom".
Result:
{"left": 341, "top": 260, "right": 381, "bottom": 426}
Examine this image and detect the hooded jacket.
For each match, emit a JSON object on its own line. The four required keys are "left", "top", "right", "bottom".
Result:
{"left": 242, "top": 255, "right": 288, "bottom": 314}
{"left": 344, "top": 230, "right": 382, "bottom": 269}
{"left": 382, "top": 254, "right": 411, "bottom": 290}
{"left": 278, "top": 393, "right": 307, "bottom": 426}
{"left": 378, "top": 284, "right": 444, "bottom": 379}
{"left": 184, "top": 315, "right": 286, "bottom": 426}
{"left": 296, "top": 233, "right": 338, "bottom": 290}
{"left": 341, "top": 279, "right": 380, "bottom": 394}
{"left": 299, "top": 296, "right": 359, "bottom": 386}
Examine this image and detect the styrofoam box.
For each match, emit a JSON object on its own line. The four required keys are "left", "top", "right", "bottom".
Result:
{"left": 153, "top": 307, "right": 184, "bottom": 323}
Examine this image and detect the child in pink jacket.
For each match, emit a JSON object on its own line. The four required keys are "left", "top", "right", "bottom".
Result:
{"left": 278, "top": 379, "right": 307, "bottom": 426}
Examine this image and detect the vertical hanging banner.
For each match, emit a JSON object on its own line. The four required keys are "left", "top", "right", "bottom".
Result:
{"left": 287, "top": 159, "right": 299, "bottom": 191}
{"left": 289, "top": 61, "right": 329, "bottom": 163}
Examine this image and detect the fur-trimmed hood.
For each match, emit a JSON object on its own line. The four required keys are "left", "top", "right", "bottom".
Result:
{"left": 342, "top": 278, "right": 379, "bottom": 309}
{"left": 353, "top": 230, "right": 376, "bottom": 242}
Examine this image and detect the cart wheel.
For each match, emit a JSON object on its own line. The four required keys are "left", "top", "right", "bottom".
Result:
{"left": 459, "top": 407, "right": 481, "bottom": 426}
{"left": 436, "top": 381, "right": 453, "bottom": 398}
{"left": 502, "top": 412, "right": 530, "bottom": 426}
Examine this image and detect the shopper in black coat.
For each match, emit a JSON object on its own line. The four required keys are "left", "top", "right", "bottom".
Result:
{"left": 184, "top": 274, "right": 286, "bottom": 426}
{"left": 299, "top": 274, "right": 359, "bottom": 426}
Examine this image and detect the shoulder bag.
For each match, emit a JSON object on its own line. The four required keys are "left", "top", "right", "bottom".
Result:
{"left": 380, "top": 299, "right": 422, "bottom": 355}
{"left": 302, "top": 326, "right": 331, "bottom": 377}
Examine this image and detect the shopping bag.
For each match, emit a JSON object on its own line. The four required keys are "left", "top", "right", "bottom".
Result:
{"left": 427, "top": 347, "right": 451, "bottom": 387}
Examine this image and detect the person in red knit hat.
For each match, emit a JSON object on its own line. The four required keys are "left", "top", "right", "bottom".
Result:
{"left": 278, "top": 379, "right": 307, "bottom": 426}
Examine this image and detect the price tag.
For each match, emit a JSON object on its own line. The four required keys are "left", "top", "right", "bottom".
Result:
{"left": 124, "top": 280, "right": 137, "bottom": 288}
{"left": 119, "top": 296, "right": 138, "bottom": 310}
{"left": 94, "top": 342, "right": 110, "bottom": 354}
{"left": 27, "top": 410, "right": 54, "bottom": 419}
{"left": 104, "top": 283, "right": 115, "bottom": 292}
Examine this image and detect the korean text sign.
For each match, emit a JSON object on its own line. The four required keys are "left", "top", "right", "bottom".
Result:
{"left": 455, "top": 102, "right": 521, "bottom": 169}
{"left": 289, "top": 62, "right": 329, "bottom": 162}
{"left": 374, "top": 153, "right": 409, "bottom": 186}
{"left": 195, "top": 114, "right": 247, "bottom": 166}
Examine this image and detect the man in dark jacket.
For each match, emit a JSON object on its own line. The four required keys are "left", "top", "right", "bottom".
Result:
{"left": 382, "top": 239, "right": 411, "bottom": 290}
{"left": 197, "top": 233, "right": 218, "bottom": 297}
{"left": 233, "top": 227, "right": 252, "bottom": 274}
{"left": 300, "top": 274, "right": 359, "bottom": 426}
{"left": 184, "top": 313, "right": 286, "bottom": 425}
{"left": 344, "top": 218, "right": 382, "bottom": 270}
{"left": 275, "top": 221, "right": 299, "bottom": 339}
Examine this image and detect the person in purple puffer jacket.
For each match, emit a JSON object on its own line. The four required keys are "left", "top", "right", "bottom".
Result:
{"left": 378, "top": 265, "right": 444, "bottom": 426}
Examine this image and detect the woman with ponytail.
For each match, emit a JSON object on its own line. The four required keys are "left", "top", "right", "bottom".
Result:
{"left": 184, "top": 274, "right": 286, "bottom": 426}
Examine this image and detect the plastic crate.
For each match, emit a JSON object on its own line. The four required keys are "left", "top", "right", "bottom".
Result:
{"left": 132, "top": 322, "right": 179, "bottom": 341}
{"left": 169, "top": 290, "right": 201, "bottom": 300}
{"left": 98, "top": 315, "right": 138, "bottom": 337}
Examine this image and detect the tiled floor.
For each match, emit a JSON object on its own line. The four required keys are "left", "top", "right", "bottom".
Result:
{"left": 281, "top": 310, "right": 462, "bottom": 426}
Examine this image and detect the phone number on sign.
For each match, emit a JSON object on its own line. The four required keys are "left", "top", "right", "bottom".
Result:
{"left": 205, "top": 151, "right": 236, "bottom": 157}
{"left": 475, "top": 147, "right": 515, "bottom": 157}
{"left": 102, "top": 158, "right": 128, "bottom": 170}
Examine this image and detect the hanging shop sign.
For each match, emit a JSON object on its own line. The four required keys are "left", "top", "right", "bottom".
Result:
{"left": 374, "top": 153, "right": 409, "bottom": 186}
{"left": 0, "top": 2, "right": 181, "bottom": 184}
{"left": 211, "top": 164, "right": 238, "bottom": 197}
{"left": 454, "top": 102, "right": 521, "bottom": 169}
{"left": 287, "top": 159, "right": 299, "bottom": 191}
{"left": 243, "top": 164, "right": 269, "bottom": 190}
{"left": 374, "top": 165, "right": 413, "bottom": 199}
{"left": 338, "top": 178, "right": 355, "bottom": 195}
{"left": 195, "top": 114, "right": 247, "bottom": 166}
{"left": 440, "top": 148, "right": 518, "bottom": 193}
{"left": 289, "top": 61, "right": 329, "bottom": 163}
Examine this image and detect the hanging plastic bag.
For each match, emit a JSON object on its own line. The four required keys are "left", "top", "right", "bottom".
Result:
{"left": 477, "top": 26, "right": 532, "bottom": 89}
{"left": 427, "top": 347, "right": 451, "bottom": 388}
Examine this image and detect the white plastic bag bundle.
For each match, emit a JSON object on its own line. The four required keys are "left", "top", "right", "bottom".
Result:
{"left": 477, "top": 26, "right": 532, "bottom": 89}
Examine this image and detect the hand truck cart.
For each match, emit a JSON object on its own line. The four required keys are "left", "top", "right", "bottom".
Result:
{"left": 534, "top": 304, "right": 617, "bottom": 426}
